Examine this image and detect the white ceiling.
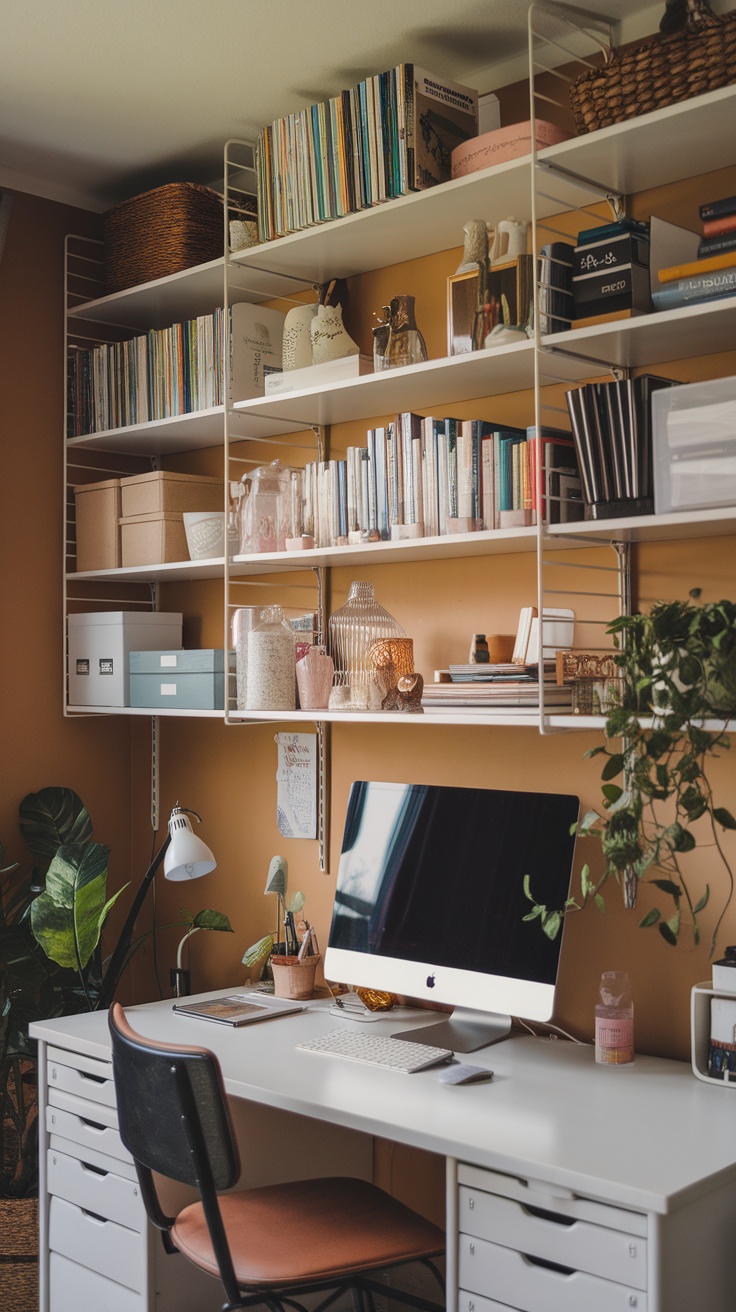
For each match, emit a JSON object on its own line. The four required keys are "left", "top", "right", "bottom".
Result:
{"left": 0, "top": 0, "right": 722, "bottom": 212}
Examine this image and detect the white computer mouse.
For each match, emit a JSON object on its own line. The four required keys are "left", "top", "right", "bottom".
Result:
{"left": 438, "top": 1063, "right": 494, "bottom": 1085}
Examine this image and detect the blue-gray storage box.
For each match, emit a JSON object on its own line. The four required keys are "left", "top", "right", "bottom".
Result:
{"left": 129, "top": 649, "right": 228, "bottom": 710}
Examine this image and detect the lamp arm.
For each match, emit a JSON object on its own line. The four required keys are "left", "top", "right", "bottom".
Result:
{"left": 96, "top": 834, "right": 171, "bottom": 1011}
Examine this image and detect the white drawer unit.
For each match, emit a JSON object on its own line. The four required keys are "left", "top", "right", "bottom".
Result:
{"left": 48, "top": 1147, "right": 145, "bottom": 1230}
{"left": 457, "top": 1163, "right": 648, "bottom": 1312}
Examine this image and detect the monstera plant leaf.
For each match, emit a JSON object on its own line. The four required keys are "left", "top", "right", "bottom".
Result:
{"left": 19, "top": 788, "right": 93, "bottom": 870}
{"left": 30, "top": 841, "right": 124, "bottom": 971}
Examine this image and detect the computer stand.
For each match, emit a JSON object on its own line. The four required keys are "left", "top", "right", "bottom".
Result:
{"left": 393, "top": 1008, "right": 512, "bottom": 1053}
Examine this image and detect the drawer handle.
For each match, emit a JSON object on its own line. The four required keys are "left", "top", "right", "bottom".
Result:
{"left": 81, "top": 1208, "right": 108, "bottom": 1224}
{"left": 80, "top": 1118, "right": 106, "bottom": 1132}
{"left": 522, "top": 1203, "right": 576, "bottom": 1227}
{"left": 79, "top": 1071, "right": 107, "bottom": 1085}
{"left": 81, "top": 1162, "right": 108, "bottom": 1177}
{"left": 523, "top": 1253, "right": 576, "bottom": 1277}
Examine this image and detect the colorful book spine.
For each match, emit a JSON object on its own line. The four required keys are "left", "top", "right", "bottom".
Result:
{"left": 651, "top": 267, "right": 736, "bottom": 309}
{"left": 700, "top": 194, "right": 736, "bottom": 220}
{"left": 702, "top": 213, "right": 736, "bottom": 237}
{"left": 658, "top": 250, "right": 736, "bottom": 283}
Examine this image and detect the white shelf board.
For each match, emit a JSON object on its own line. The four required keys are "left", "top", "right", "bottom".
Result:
{"left": 67, "top": 705, "right": 223, "bottom": 718}
{"left": 546, "top": 714, "right": 735, "bottom": 733}
{"left": 228, "top": 707, "right": 549, "bottom": 727}
{"left": 232, "top": 342, "right": 590, "bottom": 437}
{"left": 541, "top": 86, "right": 736, "bottom": 208}
{"left": 68, "top": 526, "right": 579, "bottom": 585}
{"left": 67, "top": 259, "right": 227, "bottom": 330}
{"left": 544, "top": 295, "right": 736, "bottom": 372}
{"left": 545, "top": 506, "right": 736, "bottom": 545}
{"left": 66, "top": 406, "right": 251, "bottom": 455}
{"left": 68, "top": 557, "right": 227, "bottom": 584}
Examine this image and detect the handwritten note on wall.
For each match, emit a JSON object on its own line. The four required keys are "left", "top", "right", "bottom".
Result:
{"left": 275, "top": 733, "right": 317, "bottom": 839}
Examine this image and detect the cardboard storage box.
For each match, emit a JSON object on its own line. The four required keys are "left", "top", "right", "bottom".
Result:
{"left": 129, "top": 648, "right": 228, "bottom": 710}
{"left": 73, "top": 478, "right": 121, "bottom": 573}
{"left": 68, "top": 611, "right": 182, "bottom": 706}
{"left": 119, "top": 470, "right": 222, "bottom": 518}
{"left": 120, "top": 511, "right": 188, "bottom": 566}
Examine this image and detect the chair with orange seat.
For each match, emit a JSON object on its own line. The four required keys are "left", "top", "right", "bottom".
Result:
{"left": 108, "top": 1003, "right": 445, "bottom": 1312}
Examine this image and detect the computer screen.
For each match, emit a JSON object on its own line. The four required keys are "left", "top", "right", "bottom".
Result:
{"left": 325, "top": 780, "right": 579, "bottom": 1051}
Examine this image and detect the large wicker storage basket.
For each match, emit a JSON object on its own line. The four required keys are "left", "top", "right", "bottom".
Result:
{"left": 569, "top": 2, "right": 736, "bottom": 134}
{"left": 104, "top": 181, "right": 223, "bottom": 293}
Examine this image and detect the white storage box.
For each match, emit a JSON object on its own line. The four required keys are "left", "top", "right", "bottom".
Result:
{"left": 67, "top": 611, "right": 182, "bottom": 706}
{"left": 652, "top": 374, "right": 736, "bottom": 514}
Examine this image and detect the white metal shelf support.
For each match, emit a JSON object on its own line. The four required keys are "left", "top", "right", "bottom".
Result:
{"left": 529, "top": 3, "right": 632, "bottom": 732}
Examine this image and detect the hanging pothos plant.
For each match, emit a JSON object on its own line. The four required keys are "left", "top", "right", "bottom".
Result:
{"left": 525, "top": 591, "right": 736, "bottom": 956}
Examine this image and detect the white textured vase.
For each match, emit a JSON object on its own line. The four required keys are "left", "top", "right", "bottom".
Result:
{"left": 282, "top": 303, "right": 318, "bottom": 371}
{"left": 310, "top": 304, "right": 359, "bottom": 365}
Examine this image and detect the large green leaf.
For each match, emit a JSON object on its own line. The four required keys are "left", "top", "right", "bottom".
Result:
{"left": 19, "top": 788, "right": 92, "bottom": 867}
{"left": 30, "top": 842, "right": 120, "bottom": 970}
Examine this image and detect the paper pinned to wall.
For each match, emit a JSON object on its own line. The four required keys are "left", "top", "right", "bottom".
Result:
{"left": 275, "top": 732, "right": 317, "bottom": 839}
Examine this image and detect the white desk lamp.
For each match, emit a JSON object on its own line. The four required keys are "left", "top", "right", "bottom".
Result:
{"left": 97, "top": 804, "right": 216, "bottom": 1009}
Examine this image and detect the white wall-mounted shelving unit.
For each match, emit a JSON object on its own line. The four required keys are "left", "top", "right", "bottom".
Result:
{"left": 63, "top": 4, "right": 736, "bottom": 743}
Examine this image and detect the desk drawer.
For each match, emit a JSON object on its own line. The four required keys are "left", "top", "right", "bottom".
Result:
{"left": 48, "top": 1148, "right": 145, "bottom": 1230}
{"left": 459, "top": 1185, "right": 647, "bottom": 1288}
{"left": 49, "top": 1195, "right": 144, "bottom": 1292}
{"left": 48, "top": 1085, "right": 119, "bottom": 1127}
{"left": 459, "top": 1234, "right": 648, "bottom": 1312}
{"left": 48, "top": 1048, "right": 116, "bottom": 1108}
{"left": 49, "top": 1251, "right": 142, "bottom": 1312}
{"left": 47, "top": 1105, "right": 131, "bottom": 1164}
{"left": 460, "top": 1293, "right": 521, "bottom": 1312}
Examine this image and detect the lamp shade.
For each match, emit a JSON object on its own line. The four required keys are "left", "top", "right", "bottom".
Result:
{"left": 164, "top": 807, "right": 217, "bottom": 882}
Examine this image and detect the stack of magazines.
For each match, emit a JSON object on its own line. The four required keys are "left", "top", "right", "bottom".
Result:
{"left": 422, "top": 664, "right": 573, "bottom": 709}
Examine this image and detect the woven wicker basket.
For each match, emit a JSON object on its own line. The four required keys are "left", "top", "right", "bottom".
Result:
{"left": 569, "top": 1, "right": 736, "bottom": 134}
{"left": 0, "top": 1198, "right": 38, "bottom": 1312}
{"left": 104, "top": 181, "right": 224, "bottom": 294}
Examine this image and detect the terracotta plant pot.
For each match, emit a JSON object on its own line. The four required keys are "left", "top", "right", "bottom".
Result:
{"left": 270, "top": 953, "right": 321, "bottom": 1000}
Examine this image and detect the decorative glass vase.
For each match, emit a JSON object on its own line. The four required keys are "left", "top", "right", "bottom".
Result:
{"left": 296, "top": 645, "right": 334, "bottom": 710}
{"left": 327, "top": 581, "right": 405, "bottom": 710}
{"left": 238, "top": 461, "right": 291, "bottom": 555}
{"left": 245, "top": 605, "right": 295, "bottom": 711}
{"left": 384, "top": 295, "right": 428, "bottom": 369}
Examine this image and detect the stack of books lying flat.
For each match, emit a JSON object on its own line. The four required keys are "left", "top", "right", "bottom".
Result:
{"left": 653, "top": 192, "right": 736, "bottom": 311}
{"left": 423, "top": 664, "right": 572, "bottom": 709}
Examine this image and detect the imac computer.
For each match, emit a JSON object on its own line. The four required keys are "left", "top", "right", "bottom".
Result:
{"left": 325, "top": 780, "right": 579, "bottom": 1053}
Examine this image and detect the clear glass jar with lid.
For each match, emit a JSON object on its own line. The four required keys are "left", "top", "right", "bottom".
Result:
{"left": 245, "top": 605, "right": 295, "bottom": 711}
{"left": 238, "top": 460, "right": 291, "bottom": 555}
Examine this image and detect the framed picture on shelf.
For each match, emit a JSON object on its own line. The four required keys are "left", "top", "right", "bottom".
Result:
{"left": 447, "top": 255, "right": 534, "bottom": 354}
{"left": 447, "top": 269, "right": 480, "bottom": 356}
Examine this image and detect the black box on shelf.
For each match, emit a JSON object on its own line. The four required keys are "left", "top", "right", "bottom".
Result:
{"left": 573, "top": 262, "right": 651, "bottom": 316}
{"left": 573, "top": 231, "right": 650, "bottom": 280}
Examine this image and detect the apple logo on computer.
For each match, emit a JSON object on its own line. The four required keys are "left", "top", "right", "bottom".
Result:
{"left": 426, "top": 973, "right": 436, "bottom": 989}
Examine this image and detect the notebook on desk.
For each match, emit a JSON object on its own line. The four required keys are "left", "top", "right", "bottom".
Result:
{"left": 172, "top": 993, "right": 307, "bottom": 1026}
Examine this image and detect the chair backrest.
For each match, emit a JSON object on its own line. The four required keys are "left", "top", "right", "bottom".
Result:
{"left": 108, "top": 1002, "right": 240, "bottom": 1192}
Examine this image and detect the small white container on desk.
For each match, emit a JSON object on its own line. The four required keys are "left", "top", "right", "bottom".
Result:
{"left": 691, "top": 980, "right": 736, "bottom": 1085}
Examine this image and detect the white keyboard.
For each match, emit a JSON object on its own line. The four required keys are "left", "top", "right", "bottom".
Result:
{"left": 296, "top": 1027, "right": 453, "bottom": 1073}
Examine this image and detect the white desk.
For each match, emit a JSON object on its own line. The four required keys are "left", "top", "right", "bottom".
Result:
{"left": 31, "top": 994, "right": 736, "bottom": 1312}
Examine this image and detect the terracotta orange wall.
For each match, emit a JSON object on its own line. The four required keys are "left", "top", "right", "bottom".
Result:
{"left": 0, "top": 193, "right": 133, "bottom": 908}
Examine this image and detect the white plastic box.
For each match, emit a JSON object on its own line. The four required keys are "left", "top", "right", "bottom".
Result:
{"left": 652, "top": 374, "right": 736, "bottom": 514}
{"left": 67, "top": 611, "right": 182, "bottom": 706}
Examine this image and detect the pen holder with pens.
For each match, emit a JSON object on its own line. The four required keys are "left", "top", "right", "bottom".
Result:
{"left": 271, "top": 953, "right": 321, "bottom": 1000}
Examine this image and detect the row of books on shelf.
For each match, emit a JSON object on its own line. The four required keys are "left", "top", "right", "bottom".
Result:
{"left": 292, "top": 418, "right": 582, "bottom": 550}
{"left": 255, "top": 64, "right": 478, "bottom": 242}
{"left": 67, "top": 309, "right": 225, "bottom": 437}
{"left": 653, "top": 193, "right": 736, "bottom": 312}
